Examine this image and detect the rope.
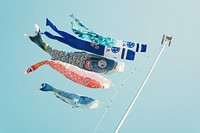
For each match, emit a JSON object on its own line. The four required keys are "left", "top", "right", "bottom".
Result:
{"left": 93, "top": 55, "right": 149, "bottom": 133}
{"left": 114, "top": 44, "right": 166, "bottom": 133}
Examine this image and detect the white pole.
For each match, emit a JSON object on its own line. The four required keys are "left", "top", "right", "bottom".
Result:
{"left": 114, "top": 37, "right": 170, "bottom": 133}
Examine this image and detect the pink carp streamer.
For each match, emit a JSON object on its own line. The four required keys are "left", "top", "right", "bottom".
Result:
{"left": 25, "top": 60, "right": 111, "bottom": 89}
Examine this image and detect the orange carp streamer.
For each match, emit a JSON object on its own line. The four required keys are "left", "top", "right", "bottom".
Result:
{"left": 25, "top": 60, "right": 111, "bottom": 88}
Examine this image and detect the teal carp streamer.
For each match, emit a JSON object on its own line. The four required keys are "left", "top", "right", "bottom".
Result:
{"left": 40, "top": 83, "right": 100, "bottom": 108}
{"left": 70, "top": 14, "right": 116, "bottom": 47}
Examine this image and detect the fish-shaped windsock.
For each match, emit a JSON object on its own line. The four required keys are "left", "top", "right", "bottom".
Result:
{"left": 71, "top": 14, "right": 147, "bottom": 51}
{"left": 40, "top": 83, "right": 100, "bottom": 108}
{"left": 43, "top": 18, "right": 147, "bottom": 61}
{"left": 70, "top": 14, "right": 116, "bottom": 47}
{"left": 25, "top": 24, "right": 124, "bottom": 74}
{"left": 25, "top": 60, "right": 111, "bottom": 88}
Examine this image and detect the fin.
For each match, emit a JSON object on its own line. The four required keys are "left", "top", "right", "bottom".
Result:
{"left": 74, "top": 99, "right": 78, "bottom": 105}
{"left": 40, "top": 83, "right": 54, "bottom": 92}
{"left": 46, "top": 18, "right": 53, "bottom": 26}
{"left": 113, "top": 61, "right": 125, "bottom": 73}
{"left": 56, "top": 95, "right": 60, "bottom": 98}
{"left": 54, "top": 93, "right": 70, "bottom": 104}
{"left": 72, "top": 99, "right": 79, "bottom": 108}
{"left": 72, "top": 105, "right": 79, "bottom": 108}
{"left": 26, "top": 24, "right": 49, "bottom": 52}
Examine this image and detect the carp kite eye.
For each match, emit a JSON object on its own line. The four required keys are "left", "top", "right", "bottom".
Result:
{"left": 86, "top": 97, "right": 90, "bottom": 101}
{"left": 41, "top": 83, "right": 46, "bottom": 87}
{"left": 98, "top": 60, "right": 107, "bottom": 68}
{"left": 84, "top": 79, "right": 89, "bottom": 85}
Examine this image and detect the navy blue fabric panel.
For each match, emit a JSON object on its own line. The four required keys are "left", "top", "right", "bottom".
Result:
{"left": 141, "top": 44, "right": 147, "bottom": 52}
{"left": 46, "top": 18, "right": 76, "bottom": 39}
{"left": 126, "top": 50, "right": 135, "bottom": 60}
{"left": 44, "top": 31, "right": 105, "bottom": 56}
{"left": 121, "top": 48, "right": 125, "bottom": 59}
{"left": 136, "top": 43, "right": 139, "bottom": 52}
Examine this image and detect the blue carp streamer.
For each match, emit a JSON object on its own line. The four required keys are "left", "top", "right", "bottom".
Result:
{"left": 43, "top": 18, "right": 147, "bottom": 61}
{"left": 25, "top": 24, "right": 124, "bottom": 74}
{"left": 40, "top": 83, "right": 100, "bottom": 108}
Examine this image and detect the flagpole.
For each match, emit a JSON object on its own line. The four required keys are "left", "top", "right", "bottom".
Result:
{"left": 114, "top": 35, "right": 172, "bottom": 133}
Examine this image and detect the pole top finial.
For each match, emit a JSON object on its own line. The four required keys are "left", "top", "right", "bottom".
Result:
{"left": 161, "top": 34, "right": 172, "bottom": 46}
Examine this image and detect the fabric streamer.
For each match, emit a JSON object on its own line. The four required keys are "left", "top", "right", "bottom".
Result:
{"left": 70, "top": 14, "right": 116, "bottom": 47}
{"left": 43, "top": 18, "right": 147, "bottom": 61}
{"left": 40, "top": 83, "right": 100, "bottom": 108}
{"left": 25, "top": 60, "right": 111, "bottom": 88}
{"left": 70, "top": 14, "right": 147, "bottom": 52}
{"left": 25, "top": 24, "right": 124, "bottom": 74}
{"left": 70, "top": 14, "right": 148, "bottom": 52}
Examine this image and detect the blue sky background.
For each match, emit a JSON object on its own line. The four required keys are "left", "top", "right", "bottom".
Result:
{"left": 1, "top": 0, "right": 200, "bottom": 133}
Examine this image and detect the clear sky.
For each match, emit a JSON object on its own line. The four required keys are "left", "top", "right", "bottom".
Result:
{"left": 1, "top": 0, "right": 200, "bottom": 133}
